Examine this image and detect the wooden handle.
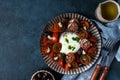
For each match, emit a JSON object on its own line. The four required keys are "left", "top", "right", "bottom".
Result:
{"left": 90, "top": 64, "right": 102, "bottom": 80}
{"left": 99, "top": 66, "right": 109, "bottom": 80}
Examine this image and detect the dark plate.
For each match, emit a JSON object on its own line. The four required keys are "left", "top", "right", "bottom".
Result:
{"left": 40, "top": 13, "right": 102, "bottom": 74}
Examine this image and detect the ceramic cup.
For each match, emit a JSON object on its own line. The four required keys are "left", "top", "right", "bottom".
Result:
{"left": 95, "top": 0, "right": 120, "bottom": 23}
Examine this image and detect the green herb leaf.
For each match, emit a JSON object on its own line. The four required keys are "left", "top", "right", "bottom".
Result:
{"left": 68, "top": 45, "right": 72, "bottom": 49}
{"left": 65, "top": 38, "right": 69, "bottom": 43}
{"left": 68, "top": 45, "right": 76, "bottom": 51}
{"left": 72, "top": 37, "right": 79, "bottom": 42}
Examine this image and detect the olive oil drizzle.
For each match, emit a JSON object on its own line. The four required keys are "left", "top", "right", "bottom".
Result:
{"left": 101, "top": 2, "right": 118, "bottom": 20}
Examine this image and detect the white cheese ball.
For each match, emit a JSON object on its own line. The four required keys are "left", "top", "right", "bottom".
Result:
{"left": 59, "top": 32, "right": 81, "bottom": 55}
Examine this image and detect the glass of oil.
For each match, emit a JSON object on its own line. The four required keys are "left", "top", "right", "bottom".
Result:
{"left": 95, "top": 0, "right": 120, "bottom": 23}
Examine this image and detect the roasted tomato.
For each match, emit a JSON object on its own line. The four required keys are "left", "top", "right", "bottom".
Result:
{"left": 52, "top": 42, "right": 62, "bottom": 53}
{"left": 87, "top": 46, "right": 97, "bottom": 58}
{"left": 50, "top": 23, "right": 62, "bottom": 32}
{"left": 67, "top": 18, "right": 79, "bottom": 32}
{"left": 43, "top": 36, "right": 52, "bottom": 46}
{"left": 68, "top": 22, "right": 78, "bottom": 32}
{"left": 58, "top": 59, "right": 64, "bottom": 68}
{"left": 81, "top": 39, "right": 91, "bottom": 51}
{"left": 64, "top": 63, "right": 70, "bottom": 71}
{"left": 80, "top": 54, "right": 91, "bottom": 65}
{"left": 52, "top": 53, "right": 59, "bottom": 61}
{"left": 78, "top": 30, "right": 88, "bottom": 39}
{"left": 89, "top": 37, "right": 97, "bottom": 43}
{"left": 75, "top": 54, "right": 81, "bottom": 63}
{"left": 52, "top": 32, "right": 59, "bottom": 43}
{"left": 80, "top": 20, "right": 90, "bottom": 29}
{"left": 58, "top": 53, "right": 66, "bottom": 59}
{"left": 41, "top": 46, "right": 50, "bottom": 55}
{"left": 49, "top": 50, "right": 56, "bottom": 58}
{"left": 65, "top": 53, "right": 75, "bottom": 63}
{"left": 71, "top": 61, "right": 79, "bottom": 68}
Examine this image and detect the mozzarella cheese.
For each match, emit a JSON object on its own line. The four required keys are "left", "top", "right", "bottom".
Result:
{"left": 59, "top": 32, "right": 81, "bottom": 55}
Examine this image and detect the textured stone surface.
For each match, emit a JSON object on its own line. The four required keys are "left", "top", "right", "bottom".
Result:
{"left": 0, "top": 0, "right": 120, "bottom": 80}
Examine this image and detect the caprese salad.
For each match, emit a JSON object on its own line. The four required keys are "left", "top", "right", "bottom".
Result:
{"left": 40, "top": 18, "right": 97, "bottom": 71}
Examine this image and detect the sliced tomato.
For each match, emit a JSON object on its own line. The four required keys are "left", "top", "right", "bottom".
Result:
{"left": 75, "top": 54, "right": 81, "bottom": 63}
{"left": 58, "top": 59, "right": 64, "bottom": 68}
{"left": 53, "top": 53, "right": 59, "bottom": 61}
{"left": 68, "top": 22, "right": 78, "bottom": 32}
{"left": 43, "top": 36, "right": 52, "bottom": 46}
{"left": 52, "top": 32, "right": 59, "bottom": 43}
{"left": 80, "top": 20, "right": 90, "bottom": 29}
{"left": 80, "top": 54, "right": 91, "bottom": 65}
{"left": 81, "top": 39, "right": 91, "bottom": 51}
{"left": 78, "top": 30, "right": 88, "bottom": 39}
{"left": 50, "top": 23, "right": 62, "bottom": 32}
{"left": 87, "top": 46, "right": 97, "bottom": 58}
{"left": 58, "top": 53, "right": 66, "bottom": 59}
{"left": 64, "top": 63, "right": 70, "bottom": 71}
{"left": 52, "top": 42, "right": 62, "bottom": 53}
{"left": 89, "top": 37, "right": 97, "bottom": 43}
{"left": 41, "top": 46, "right": 50, "bottom": 55}
{"left": 49, "top": 50, "right": 55, "bottom": 58}
{"left": 71, "top": 61, "right": 79, "bottom": 68}
{"left": 67, "top": 18, "right": 79, "bottom": 32}
{"left": 65, "top": 53, "right": 75, "bottom": 63}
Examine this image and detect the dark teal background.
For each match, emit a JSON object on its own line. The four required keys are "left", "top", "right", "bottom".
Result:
{"left": 0, "top": 0, "right": 120, "bottom": 80}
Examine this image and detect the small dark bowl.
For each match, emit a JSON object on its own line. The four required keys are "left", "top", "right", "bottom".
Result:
{"left": 31, "top": 70, "right": 55, "bottom": 80}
